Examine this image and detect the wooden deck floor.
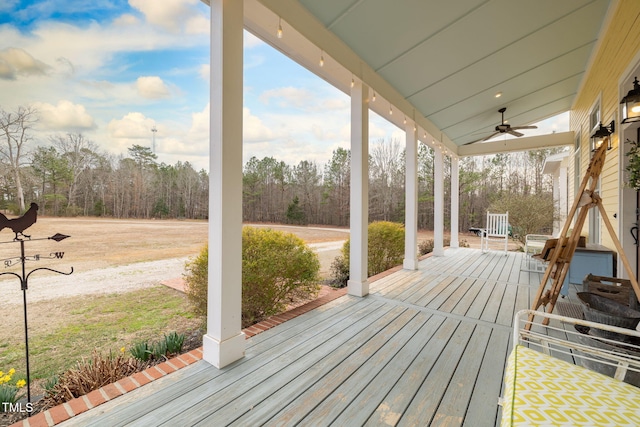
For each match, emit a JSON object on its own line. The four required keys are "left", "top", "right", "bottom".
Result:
{"left": 60, "top": 248, "right": 573, "bottom": 427}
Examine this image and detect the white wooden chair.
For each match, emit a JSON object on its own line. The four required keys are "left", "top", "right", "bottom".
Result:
{"left": 521, "top": 233, "right": 552, "bottom": 272}
{"left": 481, "top": 212, "right": 509, "bottom": 254}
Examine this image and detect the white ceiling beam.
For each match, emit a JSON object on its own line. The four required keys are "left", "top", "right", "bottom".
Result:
{"left": 457, "top": 131, "right": 574, "bottom": 157}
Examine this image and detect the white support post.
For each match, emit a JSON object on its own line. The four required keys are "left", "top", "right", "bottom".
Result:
{"left": 203, "top": 0, "right": 245, "bottom": 369}
{"left": 450, "top": 156, "right": 459, "bottom": 249}
{"left": 434, "top": 146, "right": 445, "bottom": 256}
{"left": 403, "top": 122, "right": 419, "bottom": 270}
{"left": 348, "top": 80, "right": 369, "bottom": 297}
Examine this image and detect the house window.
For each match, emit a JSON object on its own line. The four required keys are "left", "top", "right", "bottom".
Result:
{"left": 589, "top": 177, "right": 601, "bottom": 244}
{"left": 589, "top": 101, "right": 601, "bottom": 152}
{"left": 574, "top": 133, "right": 581, "bottom": 196}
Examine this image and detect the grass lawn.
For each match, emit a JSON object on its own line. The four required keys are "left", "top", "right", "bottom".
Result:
{"left": 0, "top": 286, "right": 202, "bottom": 385}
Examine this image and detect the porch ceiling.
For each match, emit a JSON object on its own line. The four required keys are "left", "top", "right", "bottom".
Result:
{"left": 247, "top": 0, "right": 612, "bottom": 152}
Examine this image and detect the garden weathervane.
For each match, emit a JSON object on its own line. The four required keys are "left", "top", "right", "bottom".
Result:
{"left": 0, "top": 202, "right": 39, "bottom": 240}
{"left": 0, "top": 203, "right": 73, "bottom": 408}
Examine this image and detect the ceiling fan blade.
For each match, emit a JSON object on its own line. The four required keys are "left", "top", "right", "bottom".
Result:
{"left": 507, "top": 130, "right": 524, "bottom": 137}
{"left": 482, "top": 131, "right": 501, "bottom": 141}
{"left": 512, "top": 125, "right": 538, "bottom": 130}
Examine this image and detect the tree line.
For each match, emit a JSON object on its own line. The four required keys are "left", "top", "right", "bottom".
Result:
{"left": 1, "top": 106, "right": 561, "bottom": 231}
{"left": 244, "top": 140, "right": 560, "bottom": 234}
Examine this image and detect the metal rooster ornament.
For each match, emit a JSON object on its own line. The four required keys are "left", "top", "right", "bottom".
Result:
{"left": 0, "top": 202, "right": 38, "bottom": 240}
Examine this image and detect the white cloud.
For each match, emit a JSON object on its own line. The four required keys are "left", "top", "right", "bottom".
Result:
{"left": 104, "top": 105, "right": 210, "bottom": 168}
{"left": 311, "top": 123, "right": 338, "bottom": 141}
{"left": 186, "top": 103, "right": 209, "bottom": 146}
{"left": 0, "top": 47, "right": 50, "bottom": 80}
{"left": 0, "top": 13, "right": 209, "bottom": 79}
{"left": 113, "top": 14, "right": 139, "bottom": 26}
{"left": 199, "top": 64, "right": 209, "bottom": 81}
{"left": 369, "top": 120, "right": 392, "bottom": 140}
{"left": 185, "top": 14, "right": 209, "bottom": 35}
{"left": 136, "top": 76, "right": 171, "bottom": 99}
{"left": 129, "top": 0, "right": 208, "bottom": 34}
{"left": 321, "top": 98, "right": 349, "bottom": 111}
{"left": 33, "top": 100, "right": 96, "bottom": 131}
{"left": 244, "top": 32, "right": 264, "bottom": 49}
{"left": 108, "top": 112, "right": 155, "bottom": 139}
{"left": 259, "top": 86, "right": 349, "bottom": 114}
{"left": 244, "top": 107, "right": 276, "bottom": 142}
{"left": 260, "top": 87, "right": 311, "bottom": 109}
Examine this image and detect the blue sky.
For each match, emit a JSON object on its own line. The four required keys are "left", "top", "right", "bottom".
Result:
{"left": 0, "top": 0, "right": 567, "bottom": 171}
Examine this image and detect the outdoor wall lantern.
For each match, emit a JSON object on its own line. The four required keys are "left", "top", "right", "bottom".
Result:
{"left": 621, "top": 77, "right": 640, "bottom": 124}
{"left": 591, "top": 120, "right": 615, "bottom": 151}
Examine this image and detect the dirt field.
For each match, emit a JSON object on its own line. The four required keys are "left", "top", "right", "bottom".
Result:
{"left": 0, "top": 217, "right": 355, "bottom": 268}
{"left": 0, "top": 216, "right": 513, "bottom": 281}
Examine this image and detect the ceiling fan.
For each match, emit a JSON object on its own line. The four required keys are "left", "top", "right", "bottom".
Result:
{"left": 479, "top": 107, "right": 537, "bottom": 142}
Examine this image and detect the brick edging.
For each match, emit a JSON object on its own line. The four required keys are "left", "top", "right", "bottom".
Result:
{"left": 12, "top": 253, "right": 437, "bottom": 426}
{"left": 11, "top": 348, "right": 204, "bottom": 427}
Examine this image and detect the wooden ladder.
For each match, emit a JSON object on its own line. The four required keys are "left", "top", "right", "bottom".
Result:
{"left": 528, "top": 137, "right": 640, "bottom": 327}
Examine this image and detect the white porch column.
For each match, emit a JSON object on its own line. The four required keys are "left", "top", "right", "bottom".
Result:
{"left": 450, "top": 156, "right": 459, "bottom": 248}
{"left": 403, "top": 122, "right": 419, "bottom": 269}
{"left": 348, "top": 80, "right": 369, "bottom": 297}
{"left": 433, "top": 146, "right": 445, "bottom": 256}
{"left": 203, "top": 0, "right": 245, "bottom": 369}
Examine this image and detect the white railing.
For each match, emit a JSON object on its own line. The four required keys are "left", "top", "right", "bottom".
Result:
{"left": 513, "top": 309, "right": 640, "bottom": 382}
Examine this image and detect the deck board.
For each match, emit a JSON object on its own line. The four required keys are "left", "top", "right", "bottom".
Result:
{"left": 364, "top": 317, "right": 461, "bottom": 426}
{"left": 60, "top": 248, "right": 554, "bottom": 427}
{"left": 146, "top": 301, "right": 396, "bottom": 426}
{"left": 398, "top": 321, "right": 477, "bottom": 426}
{"left": 463, "top": 328, "right": 511, "bottom": 427}
{"left": 293, "top": 310, "right": 430, "bottom": 425}
{"left": 431, "top": 325, "right": 494, "bottom": 427}
{"left": 332, "top": 315, "right": 448, "bottom": 426}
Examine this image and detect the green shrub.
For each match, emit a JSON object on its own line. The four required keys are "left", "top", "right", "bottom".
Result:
{"left": 328, "top": 255, "right": 349, "bottom": 288}
{"left": 489, "top": 193, "right": 556, "bottom": 243}
{"left": 330, "top": 221, "right": 405, "bottom": 287}
{"left": 151, "top": 340, "right": 168, "bottom": 360}
{"left": 242, "top": 227, "right": 320, "bottom": 327}
{"left": 418, "top": 239, "right": 435, "bottom": 255}
{"left": 43, "top": 376, "right": 58, "bottom": 395}
{"left": 129, "top": 332, "right": 185, "bottom": 362}
{"left": 184, "top": 247, "right": 209, "bottom": 317}
{"left": 164, "top": 332, "right": 185, "bottom": 355}
{"left": 183, "top": 227, "right": 321, "bottom": 328}
{"left": 130, "top": 341, "right": 152, "bottom": 362}
{"left": 418, "top": 237, "right": 469, "bottom": 255}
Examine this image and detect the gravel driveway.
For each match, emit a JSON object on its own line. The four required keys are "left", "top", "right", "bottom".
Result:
{"left": 0, "top": 257, "right": 190, "bottom": 308}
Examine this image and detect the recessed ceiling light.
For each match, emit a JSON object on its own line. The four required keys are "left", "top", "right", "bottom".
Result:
{"left": 495, "top": 92, "right": 502, "bottom": 98}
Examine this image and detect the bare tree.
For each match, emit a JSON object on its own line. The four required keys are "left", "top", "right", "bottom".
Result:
{"left": 370, "top": 139, "right": 404, "bottom": 221}
{"left": 0, "top": 106, "right": 38, "bottom": 212}
{"left": 50, "top": 133, "right": 99, "bottom": 209}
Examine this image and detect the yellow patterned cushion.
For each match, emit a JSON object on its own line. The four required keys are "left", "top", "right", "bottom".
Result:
{"left": 501, "top": 345, "right": 640, "bottom": 426}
